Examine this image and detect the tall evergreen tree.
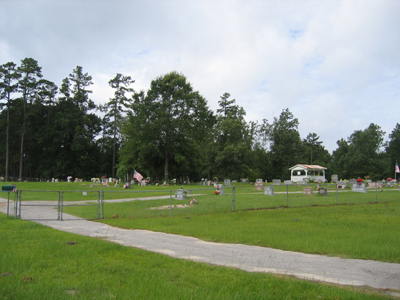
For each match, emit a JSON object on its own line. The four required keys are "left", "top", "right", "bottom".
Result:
{"left": 101, "top": 74, "right": 134, "bottom": 178}
{"left": 0, "top": 62, "right": 20, "bottom": 181}
{"left": 267, "top": 109, "right": 303, "bottom": 180}
{"left": 214, "top": 93, "right": 251, "bottom": 179}
{"left": 17, "top": 58, "right": 43, "bottom": 180}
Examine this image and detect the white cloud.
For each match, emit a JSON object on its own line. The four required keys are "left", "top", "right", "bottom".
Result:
{"left": 0, "top": 0, "right": 399, "bottom": 153}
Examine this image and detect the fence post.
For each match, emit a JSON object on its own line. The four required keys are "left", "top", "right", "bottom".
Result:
{"left": 14, "top": 190, "right": 18, "bottom": 219}
{"left": 232, "top": 186, "right": 235, "bottom": 212}
{"left": 170, "top": 190, "right": 173, "bottom": 217}
{"left": 336, "top": 184, "right": 338, "bottom": 205}
{"left": 375, "top": 183, "right": 378, "bottom": 203}
{"left": 101, "top": 190, "right": 104, "bottom": 219}
{"left": 60, "top": 191, "right": 64, "bottom": 221}
{"left": 57, "top": 191, "right": 61, "bottom": 220}
{"left": 6, "top": 192, "right": 10, "bottom": 218}
{"left": 18, "top": 190, "right": 21, "bottom": 219}
{"left": 286, "top": 185, "right": 289, "bottom": 207}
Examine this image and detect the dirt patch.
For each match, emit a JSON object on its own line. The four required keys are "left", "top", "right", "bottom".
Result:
{"left": 149, "top": 204, "right": 191, "bottom": 210}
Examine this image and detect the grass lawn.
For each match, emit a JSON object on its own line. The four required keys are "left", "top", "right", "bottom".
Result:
{"left": 0, "top": 214, "right": 393, "bottom": 299}
{"left": 3, "top": 182, "right": 400, "bottom": 263}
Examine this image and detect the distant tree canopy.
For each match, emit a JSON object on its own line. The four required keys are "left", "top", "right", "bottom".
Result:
{"left": 0, "top": 58, "right": 397, "bottom": 182}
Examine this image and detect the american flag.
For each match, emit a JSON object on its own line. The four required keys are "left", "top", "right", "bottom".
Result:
{"left": 133, "top": 170, "right": 143, "bottom": 182}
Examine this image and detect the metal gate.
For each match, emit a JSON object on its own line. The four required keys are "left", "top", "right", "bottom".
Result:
{"left": 16, "top": 190, "right": 102, "bottom": 221}
{"left": 0, "top": 191, "right": 18, "bottom": 218}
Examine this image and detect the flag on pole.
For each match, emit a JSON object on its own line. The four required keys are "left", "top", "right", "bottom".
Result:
{"left": 133, "top": 170, "right": 143, "bottom": 182}
{"left": 396, "top": 162, "right": 400, "bottom": 173}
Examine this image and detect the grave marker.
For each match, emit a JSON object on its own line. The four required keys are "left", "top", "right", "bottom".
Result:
{"left": 318, "top": 187, "right": 328, "bottom": 196}
{"left": 264, "top": 186, "right": 275, "bottom": 196}
{"left": 303, "top": 187, "right": 313, "bottom": 195}
{"left": 255, "top": 179, "right": 264, "bottom": 191}
{"left": 352, "top": 183, "right": 368, "bottom": 193}
{"left": 175, "top": 189, "right": 187, "bottom": 200}
{"left": 218, "top": 184, "right": 226, "bottom": 196}
{"left": 331, "top": 174, "right": 339, "bottom": 183}
{"left": 272, "top": 179, "right": 281, "bottom": 185}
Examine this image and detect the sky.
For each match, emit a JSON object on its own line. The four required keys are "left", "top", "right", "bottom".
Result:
{"left": 1, "top": 0, "right": 399, "bottom": 153}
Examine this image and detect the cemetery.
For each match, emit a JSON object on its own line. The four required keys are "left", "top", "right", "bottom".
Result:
{"left": 1, "top": 177, "right": 400, "bottom": 299}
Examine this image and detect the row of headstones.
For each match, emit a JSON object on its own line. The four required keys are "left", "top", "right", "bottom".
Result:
{"left": 264, "top": 184, "right": 370, "bottom": 196}
{"left": 176, "top": 181, "right": 374, "bottom": 199}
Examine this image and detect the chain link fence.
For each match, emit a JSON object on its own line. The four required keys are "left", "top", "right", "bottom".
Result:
{"left": 0, "top": 182, "right": 399, "bottom": 221}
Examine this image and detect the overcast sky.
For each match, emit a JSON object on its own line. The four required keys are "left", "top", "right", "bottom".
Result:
{"left": 1, "top": 0, "right": 399, "bottom": 153}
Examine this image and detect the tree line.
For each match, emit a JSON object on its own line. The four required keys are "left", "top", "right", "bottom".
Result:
{"left": 1, "top": 58, "right": 399, "bottom": 183}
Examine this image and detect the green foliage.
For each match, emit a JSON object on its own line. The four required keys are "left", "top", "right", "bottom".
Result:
{"left": 1, "top": 57, "right": 398, "bottom": 187}
{"left": 118, "top": 72, "right": 215, "bottom": 182}
{"left": 101, "top": 73, "right": 134, "bottom": 178}
{"left": 332, "top": 123, "right": 389, "bottom": 180}
{"left": 267, "top": 109, "right": 303, "bottom": 180}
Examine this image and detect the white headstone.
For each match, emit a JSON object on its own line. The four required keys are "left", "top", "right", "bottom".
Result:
{"left": 352, "top": 183, "right": 368, "bottom": 193}
{"left": 264, "top": 186, "right": 275, "bottom": 196}
{"left": 175, "top": 189, "right": 187, "bottom": 200}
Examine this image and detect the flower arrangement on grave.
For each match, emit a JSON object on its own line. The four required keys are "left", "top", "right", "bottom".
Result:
{"left": 190, "top": 198, "right": 198, "bottom": 205}
{"left": 214, "top": 190, "right": 220, "bottom": 195}
{"left": 356, "top": 178, "right": 363, "bottom": 185}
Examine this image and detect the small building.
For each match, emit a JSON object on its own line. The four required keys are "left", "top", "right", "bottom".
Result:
{"left": 289, "top": 164, "right": 327, "bottom": 183}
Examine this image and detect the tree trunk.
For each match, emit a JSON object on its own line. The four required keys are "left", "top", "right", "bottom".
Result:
{"left": 5, "top": 98, "right": 10, "bottom": 181}
{"left": 19, "top": 100, "right": 26, "bottom": 181}
{"left": 112, "top": 117, "right": 117, "bottom": 178}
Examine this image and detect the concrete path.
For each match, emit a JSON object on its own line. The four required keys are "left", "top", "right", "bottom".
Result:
{"left": 1, "top": 197, "right": 400, "bottom": 295}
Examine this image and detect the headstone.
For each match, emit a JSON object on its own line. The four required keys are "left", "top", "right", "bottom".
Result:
{"left": 349, "top": 179, "right": 357, "bottom": 185}
{"left": 303, "top": 187, "right": 313, "bottom": 195}
{"left": 256, "top": 179, "right": 263, "bottom": 183}
{"left": 214, "top": 182, "right": 218, "bottom": 188}
{"left": 218, "top": 184, "right": 226, "bottom": 196}
{"left": 337, "top": 181, "right": 347, "bottom": 189}
{"left": 272, "top": 179, "right": 281, "bottom": 185}
{"left": 318, "top": 187, "right": 328, "bottom": 196}
{"left": 331, "top": 174, "right": 339, "bottom": 183}
{"left": 175, "top": 189, "right": 187, "bottom": 200}
{"left": 255, "top": 181, "right": 264, "bottom": 191}
{"left": 224, "top": 179, "right": 231, "bottom": 186}
{"left": 352, "top": 183, "right": 368, "bottom": 193}
{"left": 232, "top": 180, "right": 237, "bottom": 183}
{"left": 284, "top": 180, "right": 293, "bottom": 185}
{"left": 297, "top": 180, "right": 307, "bottom": 185}
{"left": 264, "top": 186, "right": 275, "bottom": 196}
{"left": 368, "top": 182, "right": 381, "bottom": 188}
{"left": 241, "top": 178, "right": 248, "bottom": 183}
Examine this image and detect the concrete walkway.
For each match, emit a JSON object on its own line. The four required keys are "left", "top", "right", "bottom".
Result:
{"left": 1, "top": 197, "right": 400, "bottom": 295}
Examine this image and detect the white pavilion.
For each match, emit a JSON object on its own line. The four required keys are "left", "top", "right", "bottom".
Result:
{"left": 289, "top": 164, "right": 327, "bottom": 183}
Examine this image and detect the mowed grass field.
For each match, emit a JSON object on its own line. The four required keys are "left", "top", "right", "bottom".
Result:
{"left": 1, "top": 182, "right": 399, "bottom": 298}
{"left": 0, "top": 214, "right": 393, "bottom": 299}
